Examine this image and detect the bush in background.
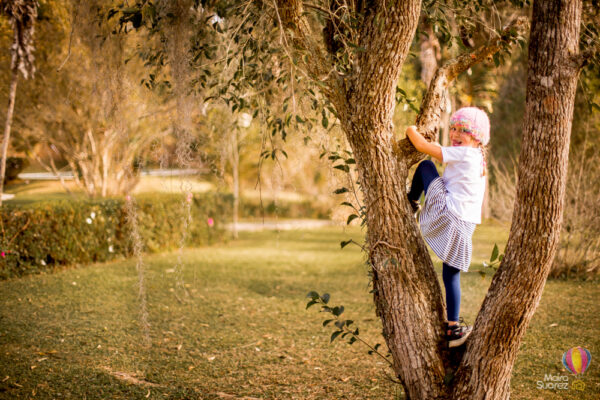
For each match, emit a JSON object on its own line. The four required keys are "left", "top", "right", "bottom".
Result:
{"left": 0, "top": 193, "right": 232, "bottom": 279}
{"left": 241, "top": 198, "right": 330, "bottom": 220}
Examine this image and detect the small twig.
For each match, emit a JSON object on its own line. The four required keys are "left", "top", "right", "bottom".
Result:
{"left": 346, "top": 328, "right": 393, "bottom": 367}
{"left": 57, "top": 2, "right": 78, "bottom": 72}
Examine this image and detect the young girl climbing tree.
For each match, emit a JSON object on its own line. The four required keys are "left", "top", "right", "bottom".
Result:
{"left": 406, "top": 107, "right": 490, "bottom": 347}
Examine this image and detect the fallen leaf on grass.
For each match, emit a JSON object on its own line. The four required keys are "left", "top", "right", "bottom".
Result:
{"left": 100, "top": 367, "right": 162, "bottom": 387}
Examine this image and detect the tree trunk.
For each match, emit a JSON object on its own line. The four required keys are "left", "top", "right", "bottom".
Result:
{"left": 337, "top": 3, "right": 455, "bottom": 398}
{"left": 0, "top": 59, "right": 19, "bottom": 207}
{"left": 451, "top": 1, "right": 583, "bottom": 398}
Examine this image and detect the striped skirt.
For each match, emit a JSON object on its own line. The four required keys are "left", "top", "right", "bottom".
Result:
{"left": 418, "top": 177, "right": 476, "bottom": 272}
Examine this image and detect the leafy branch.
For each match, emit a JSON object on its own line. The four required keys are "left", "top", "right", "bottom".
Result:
{"left": 305, "top": 291, "right": 392, "bottom": 367}
{"left": 478, "top": 243, "right": 504, "bottom": 278}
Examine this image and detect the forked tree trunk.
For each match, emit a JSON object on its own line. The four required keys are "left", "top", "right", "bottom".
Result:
{"left": 451, "top": 1, "right": 583, "bottom": 398}
{"left": 274, "top": 0, "right": 583, "bottom": 398}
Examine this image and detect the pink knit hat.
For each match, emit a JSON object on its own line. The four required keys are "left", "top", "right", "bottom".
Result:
{"left": 449, "top": 107, "right": 490, "bottom": 146}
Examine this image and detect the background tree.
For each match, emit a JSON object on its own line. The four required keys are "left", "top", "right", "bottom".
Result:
{"left": 0, "top": 0, "right": 37, "bottom": 205}
{"left": 4, "top": 0, "right": 168, "bottom": 197}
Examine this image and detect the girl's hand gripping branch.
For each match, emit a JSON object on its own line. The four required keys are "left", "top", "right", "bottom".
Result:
{"left": 405, "top": 126, "right": 443, "bottom": 163}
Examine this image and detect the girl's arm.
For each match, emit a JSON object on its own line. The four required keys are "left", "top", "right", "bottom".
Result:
{"left": 405, "top": 125, "right": 443, "bottom": 162}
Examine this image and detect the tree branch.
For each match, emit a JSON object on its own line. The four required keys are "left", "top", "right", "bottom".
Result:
{"left": 394, "top": 16, "right": 529, "bottom": 168}
{"left": 273, "top": 0, "right": 345, "bottom": 106}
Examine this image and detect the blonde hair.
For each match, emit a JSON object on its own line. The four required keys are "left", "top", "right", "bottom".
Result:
{"left": 478, "top": 142, "right": 488, "bottom": 177}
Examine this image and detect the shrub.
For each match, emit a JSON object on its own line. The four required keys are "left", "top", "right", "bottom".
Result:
{"left": 0, "top": 193, "right": 232, "bottom": 279}
{"left": 241, "top": 198, "right": 330, "bottom": 220}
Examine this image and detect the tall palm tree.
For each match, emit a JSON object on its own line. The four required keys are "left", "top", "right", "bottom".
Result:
{"left": 0, "top": 0, "right": 37, "bottom": 205}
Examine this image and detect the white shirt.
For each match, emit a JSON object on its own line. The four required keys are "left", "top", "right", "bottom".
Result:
{"left": 441, "top": 146, "right": 486, "bottom": 224}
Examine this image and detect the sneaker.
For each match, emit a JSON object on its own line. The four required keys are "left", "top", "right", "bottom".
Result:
{"left": 446, "top": 320, "right": 472, "bottom": 348}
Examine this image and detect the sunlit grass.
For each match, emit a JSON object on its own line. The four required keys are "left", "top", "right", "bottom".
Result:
{"left": 4, "top": 176, "right": 311, "bottom": 204}
{"left": 0, "top": 225, "right": 597, "bottom": 399}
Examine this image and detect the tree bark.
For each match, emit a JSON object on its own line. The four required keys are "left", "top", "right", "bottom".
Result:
{"left": 451, "top": 1, "right": 583, "bottom": 398}
{"left": 0, "top": 58, "right": 19, "bottom": 207}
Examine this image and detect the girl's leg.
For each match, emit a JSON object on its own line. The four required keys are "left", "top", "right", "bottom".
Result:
{"left": 442, "top": 262, "right": 461, "bottom": 325}
{"left": 407, "top": 160, "right": 440, "bottom": 202}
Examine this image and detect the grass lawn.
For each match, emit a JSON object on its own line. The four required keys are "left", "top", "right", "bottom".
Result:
{"left": 0, "top": 223, "right": 598, "bottom": 399}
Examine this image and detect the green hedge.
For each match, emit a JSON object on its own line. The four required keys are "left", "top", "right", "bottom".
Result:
{"left": 241, "top": 199, "right": 330, "bottom": 220}
{"left": 0, "top": 193, "right": 232, "bottom": 279}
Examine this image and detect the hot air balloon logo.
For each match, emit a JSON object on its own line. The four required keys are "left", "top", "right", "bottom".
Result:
{"left": 562, "top": 347, "right": 592, "bottom": 375}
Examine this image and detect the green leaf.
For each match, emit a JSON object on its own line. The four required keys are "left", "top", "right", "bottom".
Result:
{"left": 340, "top": 240, "right": 352, "bottom": 249}
{"left": 332, "top": 306, "right": 344, "bottom": 317}
{"left": 493, "top": 52, "right": 500, "bottom": 67}
{"left": 340, "top": 201, "right": 355, "bottom": 209}
{"left": 306, "top": 291, "right": 319, "bottom": 300}
{"left": 330, "top": 330, "right": 342, "bottom": 342}
{"left": 320, "top": 293, "right": 330, "bottom": 304}
{"left": 334, "top": 164, "right": 350, "bottom": 173}
{"left": 333, "top": 187, "right": 350, "bottom": 195}
{"left": 322, "top": 114, "right": 329, "bottom": 129}
{"left": 348, "top": 336, "right": 357, "bottom": 345}
{"left": 323, "top": 319, "right": 333, "bottom": 327}
{"left": 491, "top": 243, "right": 499, "bottom": 262}
{"left": 306, "top": 299, "right": 318, "bottom": 309}
{"left": 346, "top": 214, "right": 359, "bottom": 225}
{"left": 335, "top": 320, "right": 345, "bottom": 329}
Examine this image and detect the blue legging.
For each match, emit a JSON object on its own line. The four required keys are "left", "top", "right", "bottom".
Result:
{"left": 407, "top": 160, "right": 439, "bottom": 201}
{"left": 442, "top": 263, "right": 461, "bottom": 322}
{"left": 409, "top": 160, "right": 462, "bottom": 322}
